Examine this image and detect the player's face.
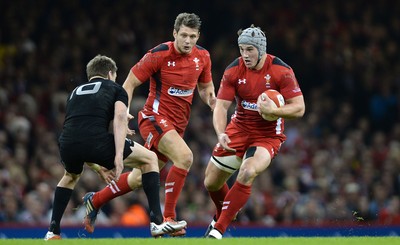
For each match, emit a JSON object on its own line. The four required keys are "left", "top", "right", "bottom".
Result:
{"left": 239, "top": 44, "right": 259, "bottom": 69}
{"left": 173, "top": 25, "right": 200, "bottom": 54}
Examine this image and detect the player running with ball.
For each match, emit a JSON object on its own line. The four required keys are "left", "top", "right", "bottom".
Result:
{"left": 204, "top": 25, "right": 305, "bottom": 239}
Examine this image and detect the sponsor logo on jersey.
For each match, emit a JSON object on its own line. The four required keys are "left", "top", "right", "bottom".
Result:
{"left": 241, "top": 100, "right": 258, "bottom": 111}
{"left": 167, "top": 61, "right": 175, "bottom": 67}
{"left": 167, "top": 87, "right": 194, "bottom": 96}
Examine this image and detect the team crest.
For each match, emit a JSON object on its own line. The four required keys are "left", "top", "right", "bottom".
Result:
{"left": 265, "top": 74, "right": 271, "bottom": 88}
{"left": 160, "top": 119, "right": 168, "bottom": 127}
{"left": 193, "top": 57, "right": 200, "bottom": 70}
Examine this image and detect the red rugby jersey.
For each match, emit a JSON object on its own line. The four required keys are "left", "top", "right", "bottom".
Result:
{"left": 132, "top": 41, "right": 212, "bottom": 130}
{"left": 217, "top": 54, "right": 302, "bottom": 137}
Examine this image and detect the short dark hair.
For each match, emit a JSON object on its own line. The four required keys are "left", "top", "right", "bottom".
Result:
{"left": 174, "top": 13, "right": 201, "bottom": 32}
{"left": 86, "top": 55, "right": 117, "bottom": 80}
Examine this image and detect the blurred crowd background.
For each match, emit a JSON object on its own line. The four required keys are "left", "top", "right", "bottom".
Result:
{"left": 1, "top": 0, "right": 400, "bottom": 229}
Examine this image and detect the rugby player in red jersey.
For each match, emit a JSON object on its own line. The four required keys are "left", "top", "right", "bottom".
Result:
{"left": 83, "top": 13, "right": 216, "bottom": 237}
{"left": 204, "top": 25, "right": 305, "bottom": 239}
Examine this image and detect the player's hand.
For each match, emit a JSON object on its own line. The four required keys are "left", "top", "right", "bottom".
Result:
{"left": 113, "top": 156, "right": 124, "bottom": 182}
{"left": 127, "top": 113, "right": 134, "bottom": 120}
{"left": 257, "top": 93, "right": 274, "bottom": 115}
{"left": 218, "top": 133, "right": 236, "bottom": 152}
{"left": 208, "top": 93, "right": 216, "bottom": 111}
{"left": 127, "top": 113, "right": 136, "bottom": 135}
{"left": 127, "top": 127, "right": 135, "bottom": 135}
{"left": 97, "top": 167, "right": 116, "bottom": 184}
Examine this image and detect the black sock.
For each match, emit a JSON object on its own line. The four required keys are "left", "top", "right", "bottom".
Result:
{"left": 142, "top": 171, "right": 163, "bottom": 224}
{"left": 49, "top": 187, "right": 73, "bottom": 234}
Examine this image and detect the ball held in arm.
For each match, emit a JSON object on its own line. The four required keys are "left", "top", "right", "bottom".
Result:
{"left": 260, "top": 89, "right": 285, "bottom": 121}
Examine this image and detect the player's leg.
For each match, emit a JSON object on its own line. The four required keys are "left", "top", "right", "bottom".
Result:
{"left": 210, "top": 146, "right": 272, "bottom": 239}
{"left": 85, "top": 139, "right": 158, "bottom": 232}
{"left": 157, "top": 130, "right": 193, "bottom": 219}
{"left": 203, "top": 161, "right": 233, "bottom": 237}
{"left": 125, "top": 141, "right": 187, "bottom": 237}
{"left": 83, "top": 138, "right": 137, "bottom": 233}
{"left": 204, "top": 124, "right": 244, "bottom": 238}
{"left": 137, "top": 114, "right": 189, "bottom": 236}
{"left": 45, "top": 170, "right": 81, "bottom": 240}
{"left": 84, "top": 140, "right": 186, "bottom": 236}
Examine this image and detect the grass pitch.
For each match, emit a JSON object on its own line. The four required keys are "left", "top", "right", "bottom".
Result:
{"left": 1, "top": 237, "right": 399, "bottom": 245}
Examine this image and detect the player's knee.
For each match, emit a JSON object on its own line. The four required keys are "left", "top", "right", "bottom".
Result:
{"left": 203, "top": 178, "right": 213, "bottom": 191}
{"left": 204, "top": 175, "right": 220, "bottom": 191}
{"left": 175, "top": 150, "right": 193, "bottom": 169}
{"left": 139, "top": 150, "right": 158, "bottom": 172}
{"left": 128, "top": 171, "right": 142, "bottom": 189}
{"left": 148, "top": 151, "right": 158, "bottom": 166}
{"left": 237, "top": 167, "right": 258, "bottom": 185}
{"left": 64, "top": 171, "right": 81, "bottom": 185}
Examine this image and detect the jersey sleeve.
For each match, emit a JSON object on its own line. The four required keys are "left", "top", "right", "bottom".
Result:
{"left": 198, "top": 51, "right": 212, "bottom": 83}
{"left": 115, "top": 85, "right": 129, "bottom": 107}
{"left": 217, "top": 68, "right": 236, "bottom": 101}
{"left": 131, "top": 51, "right": 163, "bottom": 83}
{"left": 278, "top": 69, "right": 302, "bottom": 100}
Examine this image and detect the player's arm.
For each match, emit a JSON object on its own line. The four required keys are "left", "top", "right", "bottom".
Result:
{"left": 258, "top": 94, "right": 305, "bottom": 119}
{"left": 197, "top": 81, "right": 216, "bottom": 111}
{"left": 276, "top": 95, "right": 305, "bottom": 119}
{"left": 122, "top": 70, "right": 143, "bottom": 112}
{"left": 213, "top": 99, "right": 235, "bottom": 152}
{"left": 85, "top": 162, "right": 116, "bottom": 184}
{"left": 112, "top": 101, "right": 128, "bottom": 182}
{"left": 86, "top": 162, "right": 101, "bottom": 172}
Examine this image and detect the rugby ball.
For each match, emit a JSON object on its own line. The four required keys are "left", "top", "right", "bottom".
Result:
{"left": 260, "top": 89, "right": 285, "bottom": 121}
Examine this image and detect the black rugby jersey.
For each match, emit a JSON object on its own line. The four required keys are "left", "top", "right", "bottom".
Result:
{"left": 59, "top": 78, "right": 128, "bottom": 143}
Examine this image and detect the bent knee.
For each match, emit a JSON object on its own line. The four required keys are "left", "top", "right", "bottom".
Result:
{"left": 204, "top": 175, "right": 223, "bottom": 192}
{"left": 142, "top": 151, "right": 158, "bottom": 172}
{"left": 237, "top": 167, "right": 258, "bottom": 184}
{"left": 148, "top": 151, "right": 158, "bottom": 165}
{"left": 175, "top": 151, "right": 193, "bottom": 169}
{"left": 64, "top": 171, "right": 81, "bottom": 185}
{"left": 128, "top": 170, "right": 143, "bottom": 189}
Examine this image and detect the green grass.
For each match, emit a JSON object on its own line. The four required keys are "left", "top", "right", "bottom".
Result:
{"left": 1, "top": 237, "right": 399, "bottom": 245}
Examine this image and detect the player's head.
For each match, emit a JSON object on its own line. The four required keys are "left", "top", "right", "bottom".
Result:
{"left": 86, "top": 55, "right": 118, "bottom": 81}
{"left": 173, "top": 13, "right": 201, "bottom": 54}
{"left": 238, "top": 24, "right": 267, "bottom": 67}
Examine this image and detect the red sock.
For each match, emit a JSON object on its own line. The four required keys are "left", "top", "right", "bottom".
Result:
{"left": 214, "top": 181, "right": 251, "bottom": 234}
{"left": 209, "top": 183, "right": 229, "bottom": 219}
{"left": 163, "top": 165, "right": 188, "bottom": 219}
{"left": 92, "top": 172, "right": 132, "bottom": 209}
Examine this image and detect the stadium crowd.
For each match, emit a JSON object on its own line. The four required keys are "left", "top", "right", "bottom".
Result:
{"left": 1, "top": 0, "right": 400, "bottom": 229}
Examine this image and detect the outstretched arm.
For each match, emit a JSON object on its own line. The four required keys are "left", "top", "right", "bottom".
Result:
{"left": 86, "top": 162, "right": 116, "bottom": 184}
{"left": 213, "top": 99, "right": 235, "bottom": 152}
{"left": 112, "top": 101, "right": 128, "bottom": 182}
{"left": 122, "top": 70, "right": 143, "bottom": 135}
{"left": 122, "top": 70, "right": 143, "bottom": 112}
{"left": 198, "top": 81, "right": 216, "bottom": 111}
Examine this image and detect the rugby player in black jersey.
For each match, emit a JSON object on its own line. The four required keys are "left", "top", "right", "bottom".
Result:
{"left": 44, "top": 55, "right": 186, "bottom": 240}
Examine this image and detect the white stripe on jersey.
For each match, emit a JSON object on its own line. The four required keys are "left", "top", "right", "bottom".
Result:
{"left": 153, "top": 98, "right": 160, "bottom": 114}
